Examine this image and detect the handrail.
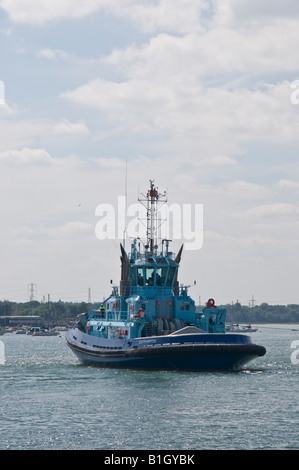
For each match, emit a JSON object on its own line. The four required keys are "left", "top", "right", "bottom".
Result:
{"left": 91, "top": 310, "right": 130, "bottom": 322}
{"left": 104, "top": 285, "right": 175, "bottom": 297}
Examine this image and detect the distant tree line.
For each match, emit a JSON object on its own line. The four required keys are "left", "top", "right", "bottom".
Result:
{"left": 0, "top": 299, "right": 299, "bottom": 325}
{"left": 0, "top": 300, "right": 98, "bottom": 325}
{"left": 223, "top": 302, "right": 299, "bottom": 324}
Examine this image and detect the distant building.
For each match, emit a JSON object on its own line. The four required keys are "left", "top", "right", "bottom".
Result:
{"left": 0, "top": 316, "right": 41, "bottom": 327}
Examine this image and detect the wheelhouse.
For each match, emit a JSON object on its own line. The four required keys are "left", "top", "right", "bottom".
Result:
{"left": 130, "top": 259, "right": 177, "bottom": 288}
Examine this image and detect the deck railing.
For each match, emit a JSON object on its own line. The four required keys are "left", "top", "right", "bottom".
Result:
{"left": 91, "top": 310, "right": 130, "bottom": 322}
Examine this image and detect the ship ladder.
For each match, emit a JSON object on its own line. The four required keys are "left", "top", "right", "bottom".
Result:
{"left": 144, "top": 322, "right": 152, "bottom": 337}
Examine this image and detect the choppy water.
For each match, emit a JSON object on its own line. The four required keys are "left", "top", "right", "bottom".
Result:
{"left": 0, "top": 325, "right": 298, "bottom": 450}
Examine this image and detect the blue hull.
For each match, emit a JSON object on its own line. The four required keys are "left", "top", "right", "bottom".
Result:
{"left": 66, "top": 328, "right": 266, "bottom": 372}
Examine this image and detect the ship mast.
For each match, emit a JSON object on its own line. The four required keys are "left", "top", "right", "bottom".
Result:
{"left": 149, "top": 180, "right": 157, "bottom": 252}
{"left": 138, "top": 180, "right": 167, "bottom": 254}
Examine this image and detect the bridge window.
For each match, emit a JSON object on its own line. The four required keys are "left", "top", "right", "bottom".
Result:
{"left": 156, "top": 267, "right": 168, "bottom": 286}
{"left": 145, "top": 267, "right": 155, "bottom": 285}
{"left": 133, "top": 264, "right": 176, "bottom": 287}
{"left": 137, "top": 267, "right": 144, "bottom": 286}
{"left": 130, "top": 267, "right": 137, "bottom": 285}
{"left": 166, "top": 266, "right": 176, "bottom": 286}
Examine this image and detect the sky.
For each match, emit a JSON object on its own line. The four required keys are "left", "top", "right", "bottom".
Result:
{"left": 0, "top": 0, "right": 299, "bottom": 306}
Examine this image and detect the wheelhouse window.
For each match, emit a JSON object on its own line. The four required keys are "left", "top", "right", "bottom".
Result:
{"left": 166, "top": 266, "right": 176, "bottom": 286}
{"left": 145, "top": 267, "right": 155, "bottom": 285}
{"left": 130, "top": 267, "right": 137, "bottom": 286}
{"left": 137, "top": 267, "right": 144, "bottom": 286}
{"left": 133, "top": 264, "right": 177, "bottom": 287}
{"left": 156, "top": 267, "right": 168, "bottom": 286}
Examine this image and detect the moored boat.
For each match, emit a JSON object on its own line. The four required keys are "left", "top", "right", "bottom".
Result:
{"left": 27, "top": 327, "right": 59, "bottom": 336}
{"left": 225, "top": 324, "right": 258, "bottom": 333}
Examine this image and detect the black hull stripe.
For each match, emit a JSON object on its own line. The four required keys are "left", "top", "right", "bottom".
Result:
{"left": 66, "top": 335, "right": 266, "bottom": 359}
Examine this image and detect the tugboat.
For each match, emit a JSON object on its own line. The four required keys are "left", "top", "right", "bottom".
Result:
{"left": 66, "top": 181, "right": 266, "bottom": 371}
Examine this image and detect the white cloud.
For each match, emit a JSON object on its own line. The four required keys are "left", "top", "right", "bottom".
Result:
{"left": 61, "top": 78, "right": 175, "bottom": 135}
{"left": 0, "top": 147, "right": 53, "bottom": 165}
{"left": 62, "top": 78, "right": 299, "bottom": 146}
{"left": 0, "top": 114, "right": 90, "bottom": 152}
{"left": 0, "top": 0, "right": 205, "bottom": 32}
{"left": 4, "top": 0, "right": 297, "bottom": 37}
{"left": 52, "top": 119, "right": 89, "bottom": 135}
{"left": 278, "top": 179, "right": 299, "bottom": 192}
{"left": 36, "top": 48, "right": 98, "bottom": 66}
{"left": 226, "top": 180, "right": 271, "bottom": 200}
{"left": 204, "top": 230, "right": 288, "bottom": 250}
{"left": 89, "top": 157, "right": 125, "bottom": 169}
{"left": 115, "top": 0, "right": 206, "bottom": 34}
{"left": 0, "top": 0, "right": 110, "bottom": 24}
{"left": 36, "top": 48, "right": 69, "bottom": 60}
{"left": 180, "top": 155, "right": 237, "bottom": 168}
{"left": 0, "top": 80, "right": 4, "bottom": 105}
{"left": 207, "top": 155, "right": 237, "bottom": 166}
{"left": 245, "top": 203, "right": 299, "bottom": 217}
{"left": 0, "top": 116, "right": 50, "bottom": 151}
{"left": 50, "top": 221, "right": 93, "bottom": 239}
{"left": 62, "top": 78, "right": 173, "bottom": 111}
{"left": 105, "top": 19, "right": 299, "bottom": 79}
{"left": 0, "top": 27, "right": 12, "bottom": 36}
{"left": 214, "top": 0, "right": 299, "bottom": 27}
{"left": 1, "top": 0, "right": 299, "bottom": 304}
{"left": 0, "top": 101, "right": 20, "bottom": 116}
{"left": 59, "top": 10, "right": 299, "bottom": 149}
